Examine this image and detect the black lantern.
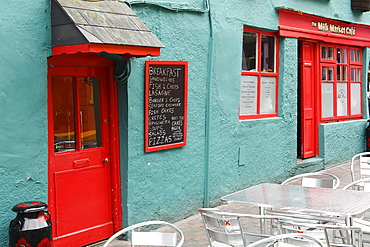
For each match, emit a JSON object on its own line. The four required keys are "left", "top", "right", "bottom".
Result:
{"left": 352, "top": 0, "right": 370, "bottom": 12}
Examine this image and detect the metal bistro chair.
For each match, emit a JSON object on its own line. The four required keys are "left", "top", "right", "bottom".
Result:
{"left": 342, "top": 177, "right": 370, "bottom": 220}
{"left": 102, "top": 220, "right": 184, "bottom": 247}
{"left": 246, "top": 233, "right": 324, "bottom": 247}
{"left": 277, "top": 219, "right": 363, "bottom": 247}
{"left": 342, "top": 178, "right": 370, "bottom": 221}
{"left": 281, "top": 172, "right": 340, "bottom": 189}
{"left": 350, "top": 152, "right": 370, "bottom": 182}
{"left": 199, "top": 208, "right": 280, "bottom": 247}
{"left": 342, "top": 178, "right": 370, "bottom": 192}
{"left": 342, "top": 178, "right": 370, "bottom": 244}
{"left": 278, "top": 219, "right": 363, "bottom": 247}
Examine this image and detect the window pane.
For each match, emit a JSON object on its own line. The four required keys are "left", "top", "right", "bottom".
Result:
{"left": 343, "top": 65, "right": 348, "bottom": 81}
{"left": 261, "top": 35, "right": 275, "bottom": 72}
{"left": 351, "top": 68, "right": 361, "bottom": 81}
{"left": 337, "top": 83, "right": 348, "bottom": 116}
{"left": 321, "top": 67, "right": 334, "bottom": 81}
{"left": 52, "top": 76, "right": 76, "bottom": 152}
{"left": 322, "top": 67, "right": 327, "bottom": 81}
{"left": 78, "top": 77, "right": 101, "bottom": 149}
{"left": 260, "top": 77, "right": 276, "bottom": 113}
{"left": 322, "top": 46, "right": 333, "bottom": 60}
{"left": 328, "top": 47, "right": 334, "bottom": 60}
{"left": 322, "top": 82, "right": 334, "bottom": 118}
{"left": 356, "top": 50, "right": 360, "bottom": 62}
{"left": 328, "top": 67, "right": 334, "bottom": 81}
{"left": 337, "top": 65, "right": 347, "bottom": 81}
{"left": 351, "top": 83, "right": 361, "bottom": 115}
{"left": 350, "top": 50, "right": 355, "bottom": 62}
{"left": 350, "top": 68, "right": 355, "bottom": 81}
{"left": 337, "top": 48, "right": 348, "bottom": 63}
{"left": 322, "top": 46, "right": 327, "bottom": 59}
{"left": 350, "top": 50, "right": 360, "bottom": 63}
{"left": 240, "top": 75, "right": 257, "bottom": 115}
{"left": 356, "top": 69, "right": 362, "bottom": 81}
{"left": 336, "top": 65, "right": 340, "bottom": 80}
{"left": 356, "top": 68, "right": 361, "bottom": 81}
{"left": 242, "top": 32, "right": 257, "bottom": 71}
{"left": 343, "top": 49, "right": 348, "bottom": 63}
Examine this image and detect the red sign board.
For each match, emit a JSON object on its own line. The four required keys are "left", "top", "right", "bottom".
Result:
{"left": 277, "top": 8, "right": 370, "bottom": 46}
{"left": 144, "top": 61, "right": 188, "bottom": 152}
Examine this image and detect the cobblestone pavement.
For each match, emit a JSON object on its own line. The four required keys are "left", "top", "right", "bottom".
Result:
{"left": 89, "top": 161, "right": 353, "bottom": 247}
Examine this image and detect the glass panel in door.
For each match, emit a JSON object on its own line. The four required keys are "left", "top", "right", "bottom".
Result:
{"left": 52, "top": 76, "right": 102, "bottom": 152}
{"left": 78, "top": 77, "right": 101, "bottom": 150}
{"left": 52, "top": 77, "right": 76, "bottom": 152}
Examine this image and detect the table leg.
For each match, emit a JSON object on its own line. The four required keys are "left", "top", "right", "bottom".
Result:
{"left": 345, "top": 216, "right": 354, "bottom": 245}
{"left": 259, "top": 206, "right": 268, "bottom": 234}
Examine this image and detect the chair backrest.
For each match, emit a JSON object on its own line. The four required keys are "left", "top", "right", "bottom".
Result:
{"left": 102, "top": 220, "right": 184, "bottom": 247}
{"left": 281, "top": 172, "right": 340, "bottom": 189}
{"left": 278, "top": 221, "right": 329, "bottom": 246}
{"left": 200, "top": 209, "right": 244, "bottom": 246}
{"left": 342, "top": 177, "right": 370, "bottom": 221}
{"left": 131, "top": 231, "right": 177, "bottom": 246}
{"left": 199, "top": 208, "right": 278, "bottom": 247}
{"left": 246, "top": 233, "right": 324, "bottom": 247}
{"left": 277, "top": 219, "right": 363, "bottom": 247}
{"left": 342, "top": 177, "right": 370, "bottom": 191}
{"left": 350, "top": 152, "right": 370, "bottom": 182}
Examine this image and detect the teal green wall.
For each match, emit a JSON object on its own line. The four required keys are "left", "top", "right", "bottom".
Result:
{"left": 319, "top": 120, "right": 367, "bottom": 166}
{"left": 207, "top": 37, "right": 299, "bottom": 202}
{"left": 0, "top": 0, "right": 50, "bottom": 245}
{"left": 124, "top": 0, "right": 370, "bottom": 226}
{"left": 124, "top": 6, "right": 210, "bottom": 223}
{"left": 273, "top": 0, "right": 370, "bottom": 24}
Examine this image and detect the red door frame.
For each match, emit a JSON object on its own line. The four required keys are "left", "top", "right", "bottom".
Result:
{"left": 47, "top": 54, "right": 122, "bottom": 243}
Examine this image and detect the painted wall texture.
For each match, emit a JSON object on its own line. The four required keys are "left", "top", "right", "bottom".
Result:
{"left": 1, "top": 0, "right": 370, "bottom": 245}
{"left": 0, "top": 0, "right": 50, "bottom": 245}
{"left": 124, "top": 0, "right": 370, "bottom": 226}
{"left": 319, "top": 120, "right": 367, "bottom": 165}
{"left": 124, "top": 5, "right": 210, "bottom": 223}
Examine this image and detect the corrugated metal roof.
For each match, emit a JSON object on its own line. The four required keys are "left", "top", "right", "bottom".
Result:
{"left": 52, "top": 0, "right": 164, "bottom": 48}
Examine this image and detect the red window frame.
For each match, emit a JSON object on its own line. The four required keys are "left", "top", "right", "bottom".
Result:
{"left": 319, "top": 43, "right": 363, "bottom": 122}
{"left": 239, "top": 26, "right": 279, "bottom": 120}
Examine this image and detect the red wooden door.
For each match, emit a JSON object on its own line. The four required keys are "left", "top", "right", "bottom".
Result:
{"left": 300, "top": 41, "right": 318, "bottom": 158}
{"left": 48, "top": 66, "right": 114, "bottom": 246}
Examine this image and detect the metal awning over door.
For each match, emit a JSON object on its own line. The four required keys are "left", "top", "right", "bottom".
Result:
{"left": 51, "top": 0, "right": 164, "bottom": 57}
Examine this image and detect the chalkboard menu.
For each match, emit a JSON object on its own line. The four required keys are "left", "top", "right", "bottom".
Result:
{"left": 144, "top": 61, "right": 188, "bottom": 152}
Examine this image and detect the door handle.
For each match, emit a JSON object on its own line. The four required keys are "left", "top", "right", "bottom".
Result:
{"left": 103, "top": 158, "right": 109, "bottom": 163}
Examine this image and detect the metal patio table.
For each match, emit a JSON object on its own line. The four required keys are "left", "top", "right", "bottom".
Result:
{"left": 221, "top": 183, "right": 370, "bottom": 233}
